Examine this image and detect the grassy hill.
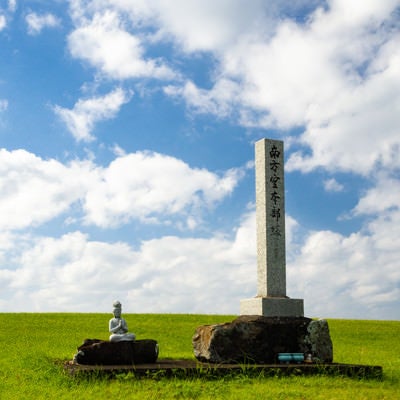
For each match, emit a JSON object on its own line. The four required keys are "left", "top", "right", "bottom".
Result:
{"left": 0, "top": 314, "right": 399, "bottom": 399}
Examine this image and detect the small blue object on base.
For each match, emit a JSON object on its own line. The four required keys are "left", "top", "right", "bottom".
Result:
{"left": 278, "top": 353, "right": 304, "bottom": 364}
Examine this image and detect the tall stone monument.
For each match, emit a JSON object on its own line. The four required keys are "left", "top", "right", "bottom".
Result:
{"left": 240, "top": 138, "right": 304, "bottom": 317}
{"left": 192, "top": 138, "right": 333, "bottom": 364}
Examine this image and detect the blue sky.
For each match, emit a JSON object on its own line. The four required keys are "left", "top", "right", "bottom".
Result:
{"left": 0, "top": 0, "right": 399, "bottom": 320}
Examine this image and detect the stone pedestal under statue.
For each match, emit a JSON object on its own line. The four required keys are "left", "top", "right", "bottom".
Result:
{"left": 74, "top": 339, "right": 159, "bottom": 365}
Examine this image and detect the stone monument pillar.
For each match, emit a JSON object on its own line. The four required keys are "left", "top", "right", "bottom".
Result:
{"left": 192, "top": 138, "right": 334, "bottom": 364}
{"left": 240, "top": 138, "right": 304, "bottom": 317}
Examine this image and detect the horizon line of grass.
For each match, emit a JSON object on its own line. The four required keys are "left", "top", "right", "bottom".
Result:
{"left": 1, "top": 311, "right": 398, "bottom": 321}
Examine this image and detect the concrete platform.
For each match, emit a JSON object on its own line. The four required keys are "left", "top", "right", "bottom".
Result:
{"left": 64, "top": 359, "right": 382, "bottom": 379}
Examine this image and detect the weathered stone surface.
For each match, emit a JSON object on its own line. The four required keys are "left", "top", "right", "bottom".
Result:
{"left": 193, "top": 315, "right": 312, "bottom": 364}
{"left": 303, "top": 319, "right": 333, "bottom": 362}
{"left": 240, "top": 139, "right": 304, "bottom": 317}
{"left": 193, "top": 316, "right": 333, "bottom": 364}
{"left": 74, "top": 339, "right": 159, "bottom": 365}
{"left": 255, "top": 139, "right": 286, "bottom": 298}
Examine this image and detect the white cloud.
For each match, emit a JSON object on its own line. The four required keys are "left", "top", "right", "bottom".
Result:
{"left": 25, "top": 12, "right": 61, "bottom": 35}
{"left": 241, "top": 2, "right": 400, "bottom": 175}
{"left": 0, "top": 221, "right": 256, "bottom": 313}
{"left": 0, "top": 148, "right": 243, "bottom": 231}
{"left": 0, "top": 145, "right": 397, "bottom": 318}
{"left": 1, "top": 207, "right": 399, "bottom": 319}
{"left": 0, "top": 149, "right": 93, "bottom": 230}
{"left": 147, "top": 0, "right": 400, "bottom": 177}
{"left": 164, "top": 78, "right": 241, "bottom": 118}
{"left": 69, "top": 0, "right": 270, "bottom": 52}
{"left": 67, "top": 9, "right": 176, "bottom": 80}
{"left": 8, "top": 0, "right": 16, "bottom": 13}
{"left": 54, "top": 87, "right": 132, "bottom": 142}
{"left": 145, "top": 0, "right": 271, "bottom": 53}
{"left": 290, "top": 207, "right": 400, "bottom": 319}
{"left": 323, "top": 178, "right": 344, "bottom": 193}
{"left": 352, "top": 173, "right": 400, "bottom": 216}
{"left": 83, "top": 152, "right": 244, "bottom": 227}
{"left": 65, "top": 1, "right": 400, "bottom": 175}
{"left": 0, "top": 15, "right": 6, "bottom": 31}
{"left": 285, "top": 43, "right": 400, "bottom": 175}
{"left": 0, "top": 99, "right": 8, "bottom": 112}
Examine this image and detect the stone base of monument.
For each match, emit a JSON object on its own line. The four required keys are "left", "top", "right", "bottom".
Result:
{"left": 73, "top": 339, "right": 159, "bottom": 365}
{"left": 240, "top": 297, "right": 304, "bottom": 317}
{"left": 64, "top": 359, "right": 383, "bottom": 379}
{"left": 192, "top": 315, "right": 333, "bottom": 364}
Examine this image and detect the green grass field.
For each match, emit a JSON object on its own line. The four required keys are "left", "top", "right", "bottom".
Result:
{"left": 0, "top": 314, "right": 399, "bottom": 399}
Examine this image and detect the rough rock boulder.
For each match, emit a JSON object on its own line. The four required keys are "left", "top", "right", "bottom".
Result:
{"left": 304, "top": 319, "right": 333, "bottom": 363}
{"left": 192, "top": 315, "right": 333, "bottom": 364}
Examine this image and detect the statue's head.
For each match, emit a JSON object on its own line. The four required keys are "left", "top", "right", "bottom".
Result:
{"left": 113, "top": 300, "right": 122, "bottom": 317}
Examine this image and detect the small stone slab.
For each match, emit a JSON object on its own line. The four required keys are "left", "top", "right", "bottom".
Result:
{"left": 240, "top": 297, "right": 304, "bottom": 317}
{"left": 64, "top": 359, "right": 382, "bottom": 379}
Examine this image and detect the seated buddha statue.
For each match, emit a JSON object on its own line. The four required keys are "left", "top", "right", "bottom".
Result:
{"left": 109, "top": 300, "right": 136, "bottom": 342}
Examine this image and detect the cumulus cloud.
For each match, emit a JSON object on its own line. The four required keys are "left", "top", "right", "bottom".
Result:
{"left": 54, "top": 87, "right": 132, "bottom": 142}
{"left": 290, "top": 208, "right": 400, "bottom": 319}
{"left": 83, "top": 151, "right": 244, "bottom": 227}
{"left": 0, "top": 216, "right": 256, "bottom": 312}
{"left": 156, "top": 0, "right": 400, "bottom": 177}
{"left": 352, "top": 173, "right": 400, "bottom": 216}
{"left": 0, "top": 0, "right": 17, "bottom": 31}
{"left": 164, "top": 78, "right": 241, "bottom": 119}
{"left": 0, "top": 207, "right": 256, "bottom": 313}
{"left": 69, "top": 0, "right": 269, "bottom": 52}
{"left": 0, "top": 15, "right": 6, "bottom": 31}
{"left": 143, "top": 0, "right": 272, "bottom": 53}
{"left": 25, "top": 12, "right": 61, "bottom": 35}
{"left": 65, "top": 1, "right": 400, "bottom": 176}
{"left": 1, "top": 207, "right": 398, "bottom": 319}
{"left": 240, "top": 1, "right": 400, "bottom": 176}
{"left": 0, "top": 148, "right": 244, "bottom": 231}
{"left": 323, "top": 178, "right": 344, "bottom": 193}
{"left": 8, "top": 0, "right": 16, "bottom": 13}
{"left": 0, "top": 146, "right": 248, "bottom": 312}
{"left": 67, "top": 9, "right": 176, "bottom": 80}
{"left": 0, "top": 148, "right": 397, "bottom": 318}
{"left": 0, "top": 149, "right": 93, "bottom": 230}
